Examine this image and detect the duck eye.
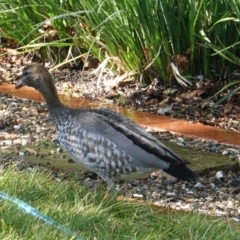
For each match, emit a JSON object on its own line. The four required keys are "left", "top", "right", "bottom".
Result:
{"left": 22, "top": 70, "right": 28, "bottom": 77}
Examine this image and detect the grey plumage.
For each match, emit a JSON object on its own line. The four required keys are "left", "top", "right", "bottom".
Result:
{"left": 16, "top": 63, "right": 197, "bottom": 189}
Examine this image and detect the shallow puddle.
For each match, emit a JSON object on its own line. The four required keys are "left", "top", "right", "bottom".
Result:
{"left": 0, "top": 136, "right": 233, "bottom": 173}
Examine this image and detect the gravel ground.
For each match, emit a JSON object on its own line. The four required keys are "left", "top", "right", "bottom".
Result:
{"left": 1, "top": 93, "right": 240, "bottom": 223}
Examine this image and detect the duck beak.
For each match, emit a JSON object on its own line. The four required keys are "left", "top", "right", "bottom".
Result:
{"left": 15, "top": 78, "right": 25, "bottom": 89}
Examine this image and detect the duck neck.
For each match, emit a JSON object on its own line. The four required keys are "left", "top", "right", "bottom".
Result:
{"left": 37, "top": 81, "right": 71, "bottom": 124}
{"left": 37, "top": 81, "right": 63, "bottom": 109}
{"left": 44, "top": 93, "right": 63, "bottom": 109}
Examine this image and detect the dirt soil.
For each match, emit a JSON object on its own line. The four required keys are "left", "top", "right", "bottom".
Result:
{"left": 1, "top": 48, "right": 240, "bottom": 132}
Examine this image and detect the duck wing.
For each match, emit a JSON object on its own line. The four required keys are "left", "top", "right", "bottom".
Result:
{"left": 73, "top": 108, "right": 197, "bottom": 180}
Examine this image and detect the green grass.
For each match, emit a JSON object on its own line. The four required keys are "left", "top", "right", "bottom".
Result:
{"left": 1, "top": 0, "right": 240, "bottom": 84}
{"left": 0, "top": 167, "right": 239, "bottom": 240}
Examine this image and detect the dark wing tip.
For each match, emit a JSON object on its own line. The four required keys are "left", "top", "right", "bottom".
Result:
{"left": 164, "top": 164, "right": 198, "bottom": 181}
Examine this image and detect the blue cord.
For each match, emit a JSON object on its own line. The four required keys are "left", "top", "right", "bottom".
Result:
{"left": 0, "top": 191, "right": 83, "bottom": 240}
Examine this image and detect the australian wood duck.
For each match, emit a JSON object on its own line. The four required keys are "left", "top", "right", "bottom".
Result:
{"left": 16, "top": 64, "right": 197, "bottom": 189}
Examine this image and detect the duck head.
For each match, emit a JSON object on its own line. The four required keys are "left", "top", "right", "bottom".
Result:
{"left": 16, "top": 64, "right": 54, "bottom": 91}
{"left": 15, "top": 63, "right": 61, "bottom": 108}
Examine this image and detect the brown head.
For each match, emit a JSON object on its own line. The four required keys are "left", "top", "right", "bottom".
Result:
{"left": 16, "top": 64, "right": 62, "bottom": 108}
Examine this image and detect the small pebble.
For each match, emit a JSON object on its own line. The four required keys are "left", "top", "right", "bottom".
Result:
{"left": 194, "top": 182, "right": 204, "bottom": 188}
{"left": 225, "top": 148, "right": 240, "bottom": 154}
{"left": 229, "top": 155, "right": 236, "bottom": 161}
{"left": 230, "top": 179, "right": 240, "bottom": 187}
{"left": 19, "top": 151, "right": 25, "bottom": 157}
{"left": 55, "top": 177, "right": 62, "bottom": 182}
{"left": 166, "top": 192, "right": 176, "bottom": 197}
{"left": 222, "top": 150, "right": 228, "bottom": 155}
{"left": 21, "top": 139, "right": 29, "bottom": 146}
{"left": 57, "top": 147, "right": 63, "bottom": 153}
{"left": 177, "top": 142, "right": 185, "bottom": 147}
{"left": 210, "top": 146, "right": 218, "bottom": 152}
{"left": 232, "top": 217, "right": 240, "bottom": 222}
{"left": 152, "top": 191, "right": 161, "bottom": 199}
{"left": 210, "top": 183, "right": 216, "bottom": 189}
{"left": 216, "top": 171, "right": 224, "bottom": 180}
{"left": 177, "top": 137, "right": 185, "bottom": 143}
{"left": 132, "top": 193, "right": 144, "bottom": 199}
{"left": 205, "top": 196, "right": 214, "bottom": 202}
